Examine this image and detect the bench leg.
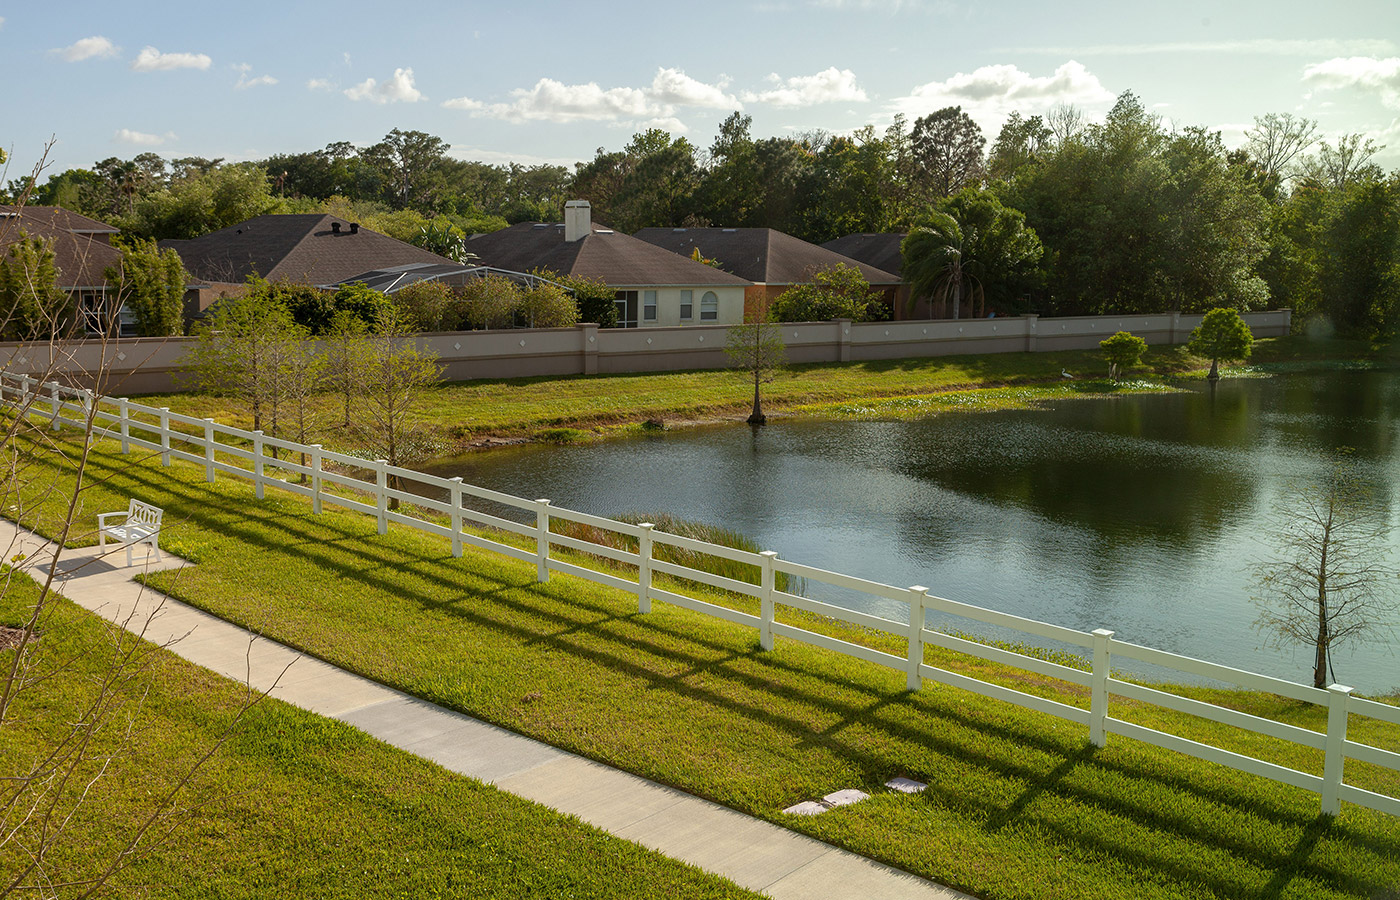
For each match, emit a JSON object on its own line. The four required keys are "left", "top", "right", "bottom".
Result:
{"left": 127, "top": 542, "right": 134, "bottom": 568}
{"left": 149, "top": 538, "right": 161, "bottom": 563}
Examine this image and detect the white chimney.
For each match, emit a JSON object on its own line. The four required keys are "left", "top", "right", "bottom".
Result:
{"left": 564, "top": 200, "right": 591, "bottom": 242}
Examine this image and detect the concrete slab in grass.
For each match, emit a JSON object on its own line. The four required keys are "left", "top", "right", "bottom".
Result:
{"left": 823, "top": 789, "right": 869, "bottom": 807}
{"left": 765, "top": 848, "right": 975, "bottom": 900}
{"left": 887, "top": 777, "right": 928, "bottom": 794}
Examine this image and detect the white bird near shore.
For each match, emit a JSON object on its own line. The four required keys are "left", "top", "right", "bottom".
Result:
{"left": 1061, "top": 369, "right": 1073, "bottom": 379}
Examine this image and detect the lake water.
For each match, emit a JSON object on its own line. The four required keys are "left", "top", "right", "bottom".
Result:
{"left": 427, "top": 369, "right": 1400, "bottom": 692}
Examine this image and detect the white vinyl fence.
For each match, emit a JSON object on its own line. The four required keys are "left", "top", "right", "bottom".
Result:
{"left": 4, "top": 372, "right": 1397, "bottom": 819}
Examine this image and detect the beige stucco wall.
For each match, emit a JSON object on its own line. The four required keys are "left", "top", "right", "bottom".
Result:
{"left": 0, "top": 310, "right": 1292, "bottom": 394}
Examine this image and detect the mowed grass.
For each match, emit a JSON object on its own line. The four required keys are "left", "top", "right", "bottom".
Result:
{"left": 0, "top": 575, "right": 759, "bottom": 899}
{"left": 11, "top": 432, "right": 1400, "bottom": 900}
{"left": 131, "top": 335, "right": 1386, "bottom": 446}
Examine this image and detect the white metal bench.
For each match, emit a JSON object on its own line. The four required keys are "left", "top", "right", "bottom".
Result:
{"left": 97, "top": 500, "right": 164, "bottom": 567}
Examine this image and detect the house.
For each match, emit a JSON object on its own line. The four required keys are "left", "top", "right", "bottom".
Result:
{"left": 820, "top": 233, "right": 922, "bottom": 318}
{"left": 0, "top": 205, "right": 127, "bottom": 335}
{"left": 632, "top": 226, "right": 904, "bottom": 318}
{"left": 161, "top": 214, "right": 455, "bottom": 321}
{"left": 464, "top": 201, "right": 751, "bottom": 327}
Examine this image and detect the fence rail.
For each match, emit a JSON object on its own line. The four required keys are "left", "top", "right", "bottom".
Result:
{"left": 3, "top": 370, "right": 1395, "bottom": 819}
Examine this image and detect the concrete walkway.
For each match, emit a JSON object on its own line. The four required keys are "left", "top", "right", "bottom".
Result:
{"left": 3, "top": 519, "right": 969, "bottom": 899}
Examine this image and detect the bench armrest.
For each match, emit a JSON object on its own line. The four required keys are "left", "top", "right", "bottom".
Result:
{"left": 96, "top": 511, "right": 129, "bottom": 526}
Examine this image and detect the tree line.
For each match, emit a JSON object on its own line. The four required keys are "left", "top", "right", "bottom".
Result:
{"left": 6, "top": 91, "right": 1399, "bottom": 335}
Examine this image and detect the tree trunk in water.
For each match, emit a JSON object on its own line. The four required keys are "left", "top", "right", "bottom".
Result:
{"left": 747, "top": 380, "right": 766, "bottom": 425}
{"left": 1315, "top": 579, "right": 1329, "bottom": 689}
{"left": 1208, "top": 357, "right": 1220, "bottom": 381}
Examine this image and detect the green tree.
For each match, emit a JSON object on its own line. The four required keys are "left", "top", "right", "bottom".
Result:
{"left": 183, "top": 291, "right": 301, "bottom": 432}
{"left": 928, "top": 190, "right": 1043, "bottom": 314}
{"left": 534, "top": 270, "right": 617, "bottom": 328}
{"left": 323, "top": 310, "right": 373, "bottom": 428}
{"left": 987, "top": 111, "right": 1051, "bottom": 183}
{"left": 104, "top": 239, "right": 187, "bottom": 336}
{"left": 0, "top": 233, "right": 74, "bottom": 340}
{"left": 393, "top": 280, "right": 459, "bottom": 332}
{"left": 769, "top": 263, "right": 884, "bottom": 322}
{"left": 357, "top": 315, "right": 442, "bottom": 508}
{"left": 911, "top": 106, "right": 986, "bottom": 200}
{"left": 459, "top": 274, "right": 522, "bottom": 330}
{"left": 1252, "top": 454, "right": 1399, "bottom": 689}
{"left": 326, "top": 281, "right": 393, "bottom": 333}
{"left": 1188, "top": 307, "right": 1253, "bottom": 380}
{"left": 902, "top": 213, "right": 975, "bottom": 319}
{"left": 724, "top": 310, "right": 787, "bottom": 425}
{"left": 362, "top": 129, "right": 450, "bottom": 210}
{"left": 517, "top": 282, "right": 578, "bottom": 329}
{"left": 1100, "top": 330, "right": 1147, "bottom": 381}
{"left": 124, "top": 164, "right": 283, "bottom": 239}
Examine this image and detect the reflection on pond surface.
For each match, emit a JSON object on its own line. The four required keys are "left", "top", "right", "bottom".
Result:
{"left": 426, "top": 369, "right": 1400, "bottom": 692}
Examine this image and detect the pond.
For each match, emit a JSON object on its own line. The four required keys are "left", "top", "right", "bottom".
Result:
{"left": 425, "top": 369, "right": 1400, "bottom": 693}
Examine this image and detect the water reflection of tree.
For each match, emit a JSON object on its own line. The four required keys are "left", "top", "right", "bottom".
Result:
{"left": 890, "top": 403, "right": 1259, "bottom": 557}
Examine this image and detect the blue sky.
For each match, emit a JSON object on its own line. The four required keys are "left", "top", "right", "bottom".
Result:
{"left": 3, "top": 0, "right": 1398, "bottom": 179}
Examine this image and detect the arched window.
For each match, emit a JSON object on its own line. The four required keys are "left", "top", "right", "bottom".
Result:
{"left": 700, "top": 291, "right": 718, "bottom": 321}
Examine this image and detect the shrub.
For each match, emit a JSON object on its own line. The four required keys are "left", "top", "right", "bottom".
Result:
{"left": 770, "top": 263, "right": 885, "bottom": 323}
{"left": 1100, "top": 330, "right": 1147, "bottom": 381}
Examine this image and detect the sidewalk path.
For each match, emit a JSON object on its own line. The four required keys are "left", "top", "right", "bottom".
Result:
{"left": 2, "top": 519, "right": 969, "bottom": 900}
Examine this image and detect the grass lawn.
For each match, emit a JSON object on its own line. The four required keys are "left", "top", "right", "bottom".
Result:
{"left": 9, "top": 432, "right": 1400, "bottom": 900}
{"left": 132, "top": 335, "right": 1392, "bottom": 449}
{"left": 0, "top": 573, "right": 759, "bottom": 898}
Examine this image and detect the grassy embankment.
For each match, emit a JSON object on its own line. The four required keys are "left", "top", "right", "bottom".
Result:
{"left": 9, "top": 430, "right": 1400, "bottom": 900}
{"left": 0, "top": 576, "right": 759, "bottom": 898}
{"left": 135, "top": 335, "right": 1393, "bottom": 450}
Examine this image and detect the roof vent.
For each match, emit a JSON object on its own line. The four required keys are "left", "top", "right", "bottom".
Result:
{"left": 332, "top": 222, "right": 342, "bottom": 234}
{"left": 533, "top": 223, "right": 549, "bottom": 229}
{"left": 596, "top": 229, "right": 614, "bottom": 235}
{"left": 722, "top": 228, "right": 737, "bottom": 233}
{"left": 672, "top": 227, "right": 686, "bottom": 232}
{"left": 350, "top": 222, "right": 359, "bottom": 234}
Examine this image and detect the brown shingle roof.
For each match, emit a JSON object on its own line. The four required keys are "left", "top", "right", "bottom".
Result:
{"left": 0, "top": 205, "right": 119, "bottom": 237}
{"left": 465, "top": 223, "right": 751, "bottom": 287}
{"left": 821, "top": 233, "right": 907, "bottom": 279}
{"left": 0, "top": 208, "right": 122, "bottom": 289}
{"left": 633, "top": 227, "right": 901, "bottom": 286}
{"left": 161, "top": 214, "right": 454, "bottom": 286}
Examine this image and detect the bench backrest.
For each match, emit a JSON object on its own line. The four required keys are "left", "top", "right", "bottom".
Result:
{"left": 127, "top": 499, "right": 163, "bottom": 529}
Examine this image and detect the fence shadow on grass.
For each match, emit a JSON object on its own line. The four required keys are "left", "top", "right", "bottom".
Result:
{"left": 50, "top": 445, "right": 1400, "bottom": 900}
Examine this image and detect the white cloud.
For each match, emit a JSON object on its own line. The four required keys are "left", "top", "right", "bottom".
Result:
{"left": 1303, "top": 56, "right": 1400, "bottom": 109}
{"left": 233, "top": 63, "right": 277, "bottom": 89}
{"left": 131, "top": 46, "right": 212, "bottom": 72}
{"left": 742, "top": 67, "right": 867, "bottom": 107}
{"left": 447, "top": 145, "right": 581, "bottom": 168}
{"left": 115, "top": 128, "right": 176, "bottom": 146}
{"left": 307, "top": 77, "right": 336, "bottom": 91}
{"left": 444, "top": 67, "right": 736, "bottom": 126}
{"left": 344, "top": 67, "right": 423, "bottom": 103}
{"left": 889, "top": 61, "right": 1114, "bottom": 132}
{"left": 52, "top": 36, "right": 119, "bottom": 62}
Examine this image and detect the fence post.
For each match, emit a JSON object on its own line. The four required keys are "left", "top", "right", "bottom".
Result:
{"left": 49, "top": 382, "right": 61, "bottom": 430}
{"left": 1322, "top": 684, "right": 1354, "bottom": 816}
{"left": 203, "top": 418, "right": 216, "bottom": 483}
{"left": 759, "top": 551, "right": 778, "bottom": 651}
{"left": 252, "top": 430, "right": 265, "bottom": 499}
{"left": 534, "top": 498, "right": 551, "bottom": 583}
{"left": 1090, "top": 629, "right": 1115, "bottom": 747}
{"left": 637, "top": 523, "right": 655, "bottom": 613}
{"left": 118, "top": 398, "right": 130, "bottom": 454}
{"left": 310, "top": 444, "right": 323, "bottom": 513}
{"left": 375, "top": 460, "right": 389, "bottom": 535}
{"left": 449, "top": 477, "right": 464, "bottom": 558}
{"left": 18, "top": 374, "right": 31, "bottom": 405}
{"left": 907, "top": 586, "right": 928, "bottom": 691}
{"left": 159, "top": 408, "right": 171, "bottom": 466}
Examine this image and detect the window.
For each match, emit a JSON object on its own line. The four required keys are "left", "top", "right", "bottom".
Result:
{"left": 679, "top": 290, "right": 693, "bottom": 321}
{"left": 614, "top": 290, "right": 639, "bottom": 328}
{"left": 700, "top": 291, "right": 718, "bottom": 321}
{"left": 643, "top": 290, "right": 657, "bottom": 322}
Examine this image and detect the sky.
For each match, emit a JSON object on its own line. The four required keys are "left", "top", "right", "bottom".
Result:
{"left": 2, "top": 0, "right": 1399, "bottom": 181}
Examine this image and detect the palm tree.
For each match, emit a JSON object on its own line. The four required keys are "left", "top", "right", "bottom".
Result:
{"left": 902, "top": 212, "right": 982, "bottom": 319}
